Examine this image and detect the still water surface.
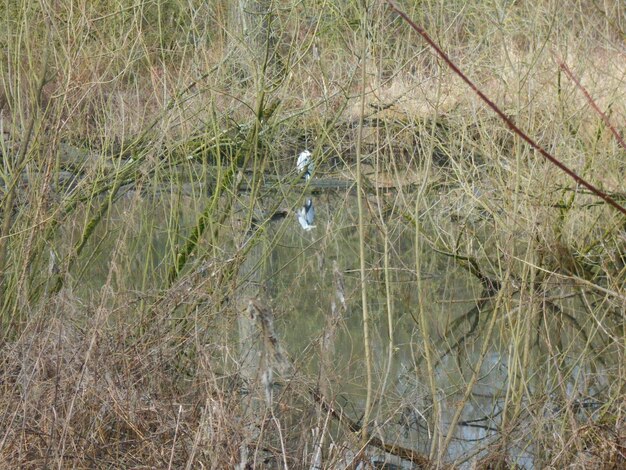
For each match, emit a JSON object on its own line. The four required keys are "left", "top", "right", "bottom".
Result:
{"left": 74, "top": 183, "right": 611, "bottom": 468}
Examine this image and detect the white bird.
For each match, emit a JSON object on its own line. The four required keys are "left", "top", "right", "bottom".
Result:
{"left": 296, "top": 150, "right": 314, "bottom": 181}
{"left": 297, "top": 198, "right": 316, "bottom": 231}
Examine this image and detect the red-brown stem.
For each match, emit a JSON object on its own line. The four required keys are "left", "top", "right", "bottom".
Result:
{"left": 555, "top": 57, "right": 626, "bottom": 152}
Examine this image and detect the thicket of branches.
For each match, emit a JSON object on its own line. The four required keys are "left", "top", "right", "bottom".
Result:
{"left": 0, "top": 0, "right": 624, "bottom": 468}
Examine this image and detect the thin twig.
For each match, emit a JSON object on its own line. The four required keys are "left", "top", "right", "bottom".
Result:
{"left": 554, "top": 56, "right": 626, "bottom": 152}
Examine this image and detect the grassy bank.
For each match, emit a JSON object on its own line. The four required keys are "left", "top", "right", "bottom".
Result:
{"left": 0, "top": 0, "right": 624, "bottom": 467}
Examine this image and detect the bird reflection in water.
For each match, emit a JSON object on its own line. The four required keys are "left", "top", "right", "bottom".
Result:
{"left": 297, "top": 198, "right": 315, "bottom": 231}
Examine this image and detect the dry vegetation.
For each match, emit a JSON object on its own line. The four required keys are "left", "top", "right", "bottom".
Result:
{"left": 0, "top": 0, "right": 625, "bottom": 468}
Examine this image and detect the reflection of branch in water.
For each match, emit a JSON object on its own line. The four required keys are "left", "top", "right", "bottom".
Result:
{"left": 333, "top": 260, "right": 348, "bottom": 313}
{"left": 429, "top": 249, "right": 503, "bottom": 368}
{"left": 544, "top": 297, "right": 605, "bottom": 367}
{"left": 248, "top": 298, "right": 293, "bottom": 376}
{"left": 458, "top": 409, "right": 504, "bottom": 434}
{"left": 434, "top": 291, "right": 490, "bottom": 369}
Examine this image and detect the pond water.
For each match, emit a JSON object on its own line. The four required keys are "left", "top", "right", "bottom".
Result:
{"left": 242, "top": 186, "right": 613, "bottom": 468}
{"left": 257, "top": 189, "right": 509, "bottom": 467}
{"left": 69, "top": 177, "right": 616, "bottom": 469}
